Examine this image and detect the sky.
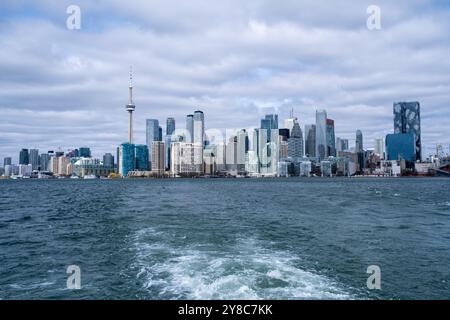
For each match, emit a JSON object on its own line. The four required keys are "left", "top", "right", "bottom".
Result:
{"left": 1, "top": 0, "right": 450, "bottom": 162}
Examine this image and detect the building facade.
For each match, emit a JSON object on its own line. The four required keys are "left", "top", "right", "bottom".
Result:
{"left": 305, "top": 124, "right": 316, "bottom": 157}
{"left": 394, "top": 101, "right": 422, "bottom": 161}
{"left": 119, "top": 143, "right": 136, "bottom": 177}
{"left": 315, "top": 110, "right": 327, "bottom": 160}
{"left": 151, "top": 141, "right": 165, "bottom": 174}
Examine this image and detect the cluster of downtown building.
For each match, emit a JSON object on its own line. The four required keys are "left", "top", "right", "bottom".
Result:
{"left": 1, "top": 87, "right": 447, "bottom": 179}
{"left": 114, "top": 99, "right": 444, "bottom": 179}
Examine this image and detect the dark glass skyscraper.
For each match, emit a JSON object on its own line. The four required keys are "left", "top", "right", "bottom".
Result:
{"left": 3, "top": 157, "right": 12, "bottom": 166}
{"left": 135, "top": 144, "right": 150, "bottom": 171}
{"left": 166, "top": 117, "right": 176, "bottom": 170}
{"left": 29, "top": 149, "right": 39, "bottom": 170}
{"left": 39, "top": 153, "right": 50, "bottom": 171}
{"left": 305, "top": 124, "right": 316, "bottom": 157}
{"left": 326, "top": 119, "right": 336, "bottom": 157}
{"left": 394, "top": 101, "right": 421, "bottom": 161}
{"left": 186, "top": 114, "right": 194, "bottom": 143}
{"left": 166, "top": 117, "right": 175, "bottom": 135}
{"left": 19, "top": 149, "right": 29, "bottom": 165}
{"left": 356, "top": 130, "right": 364, "bottom": 153}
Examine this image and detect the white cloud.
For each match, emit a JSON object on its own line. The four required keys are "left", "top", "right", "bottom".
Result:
{"left": 0, "top": 0, "right": 449, "bottom": 161}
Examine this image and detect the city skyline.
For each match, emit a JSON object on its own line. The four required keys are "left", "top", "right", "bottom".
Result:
{"left": 1, "top": 1, "right": 450, "bottom": 161}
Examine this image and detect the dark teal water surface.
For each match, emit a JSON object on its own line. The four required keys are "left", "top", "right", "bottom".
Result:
{"left": 0, "top": 178, "right": 449, "bottom": 299}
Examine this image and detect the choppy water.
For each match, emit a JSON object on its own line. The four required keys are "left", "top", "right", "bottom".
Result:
{"left": 0, "top": 178, "right": 449, "bottom": 300}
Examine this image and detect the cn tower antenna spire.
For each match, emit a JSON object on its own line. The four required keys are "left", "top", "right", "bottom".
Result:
{"left": 126, "top": 66, "right": 136, "bottom": 144}
{"left": 129, "top": 66, "right": 133, "bottom": 105}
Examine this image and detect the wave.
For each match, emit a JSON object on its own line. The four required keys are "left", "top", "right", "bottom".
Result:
{"left": 131, "top": 227, "right": 354, "bottom": 300}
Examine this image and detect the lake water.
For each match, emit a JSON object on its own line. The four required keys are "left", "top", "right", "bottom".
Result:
{"left": 0, "top": 178, "right": 449, "bottom": 299}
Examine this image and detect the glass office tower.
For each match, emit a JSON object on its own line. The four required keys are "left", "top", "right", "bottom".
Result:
{"left": 394, "top": 101, "right": 422, "bottom": 161}
{"left": 315, "top": 110, "right": 327, "bottom": 160}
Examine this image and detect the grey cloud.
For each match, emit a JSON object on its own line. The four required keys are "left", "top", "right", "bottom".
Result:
{"left": 0, "top": 0, "right": 449, "bottom": 161}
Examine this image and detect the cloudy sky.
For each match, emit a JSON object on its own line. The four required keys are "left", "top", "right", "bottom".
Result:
{"left": 1, "top": 0, "right": 450, "bottom": 162}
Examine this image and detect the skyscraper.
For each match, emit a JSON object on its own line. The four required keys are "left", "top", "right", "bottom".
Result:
{"left": 19, "top": 149, "right": 29, "bottom": 165}
{"left": 119, "top": 143, "right": 136, "bottom": 177}
{"left": 236, "top": 129, "right": 249, "bottom": 172}
{"left": 39, "top": 154, "right": 50, "bottom": 171}
{"left": 146, "top": 119, "right": 160, "bottom": 167}
{"left": 336, "top": 137, "right": 342, "bottom": 153}
{"left": 386, "top": 133, "right": 416, "bottom": 162}
{"left": 3, "top": 157, "right": 12, "bottom": 166}
{"left": 341, "top": 139, "right": 349, "bottom": 152}
{"left": 374, "top": 138, "right": 385, "bottom": 159}
{"left": 261, "top": 114, "right": 279, "bottom": 138}
{"left": 135, "top": 144, "right": 150, "bottom": 171}
{"left": 394, "top": 101, "right": 422, "bottom": 161}
{"left": 315, "top": 110, "right": 328, "bottom": 160}
{"left": 226, "top": 135, "right": 238, "bottom": 172}
{"left": 29, "top": 149, "right": 39, "bottom": 170}
{"left": 103, "top": 153, "right": 114, "bottom": 168}
{"left": 186, "top": 114, "right": 194, "bottom": 143}
{"left": 166, "top": 117, "right": 175, "bottom": 136}
{"left": 125, "top": 67, "right": 136, "bottom": 144}
{"left": 288, "top": 120, "right": 304, "bottom": 159}
{"left": 166, "top": 117, "right": 176, "bottom": 170}
{"left": 146, "top": 119, "right": 160, "bottom": 145}
{"left": 193, "top": 111, "right": 205, "bottom": 146}
{"left": 151, "top": 141, "right": 165, "bottom": 174}
{"left": 304, "top": 124, "right": 316, "bottom": 157}
{"left": 356, "top": 130, "right": 364, "bottom": 152}
{"left": 170, "top": 142, "right": 203, "bottom": 176}
{"left": 193, "top": 111, "right": 205, "bottom": 164}
{"left": 355, "top": 130, "right": 364, "bottom": 174}
{"left": 326, "top": 119, "right": 336, "bottom": 157}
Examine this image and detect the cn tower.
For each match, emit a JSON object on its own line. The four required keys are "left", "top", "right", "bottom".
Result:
{"left": 125, "top": 67, "right": 136, "bottom": 144}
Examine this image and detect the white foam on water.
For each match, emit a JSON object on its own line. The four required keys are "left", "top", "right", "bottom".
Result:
{"left": 132, "top": 228, "right": 354, "bottom": 300}
{"left": 9, "top": 281, "right": 55, "bottom": 290}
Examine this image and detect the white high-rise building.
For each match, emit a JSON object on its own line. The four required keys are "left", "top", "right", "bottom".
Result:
{"left": 18, "top": 164, "right": 32, "bottom": 177}
{"left": 4, "top": 165, "right": 12, "bottom": 177}
{"left": 236, "top": 129, "right": 248, "bottom": 172}
{"left": 269, "top": 129, "right": 279, "bottom": 175}
{"left": 374, "top": 138, "right": 385, "bottom": 159}
{"left": 226, "top": 135, "right": 237, "bottom": 173}
{"left": 193, "top": 111, "right": 204, "bottom": 169}
{"left": 170, "top": 142, "right": 203, "bottom": 176}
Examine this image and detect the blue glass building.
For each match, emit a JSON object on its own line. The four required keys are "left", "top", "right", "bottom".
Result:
{"left": 120, "top": 143, "right": 135, "bottom": 177}
{"left": 394, "top": 102, "right": 421, "bottom": 161}
{"left": 135, "top": 144, "right": 149, "bottom": 171}
{"left": 386, "top": 133, "right": 416, "bottom": 162}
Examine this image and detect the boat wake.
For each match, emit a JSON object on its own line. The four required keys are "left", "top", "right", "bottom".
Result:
{"left": 131, "top": 227, "right": 354, "bottom": 300}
